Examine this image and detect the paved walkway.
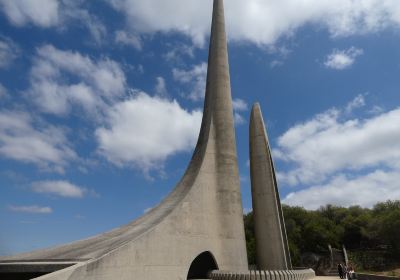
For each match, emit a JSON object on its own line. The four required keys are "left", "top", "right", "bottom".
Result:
{"left": 315, "top": 277, "right": 340, "bottom": 280}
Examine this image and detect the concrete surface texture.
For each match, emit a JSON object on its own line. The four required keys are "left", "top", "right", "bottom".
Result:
{"left": 314, "top": 277, "right": 341, "bottom": 280}
{"left": 249, "top": 103, "right": 292, "bottom": 270}
{"left": 0, "top": 0, "right": 248, "bottom": 279}
{"left": 210, "top": 268, "right": 316, "bottom": 280}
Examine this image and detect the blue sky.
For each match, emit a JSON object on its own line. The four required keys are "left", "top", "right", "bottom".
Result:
{"left": 1, "top": 0, "right": 400, "bottom": 256}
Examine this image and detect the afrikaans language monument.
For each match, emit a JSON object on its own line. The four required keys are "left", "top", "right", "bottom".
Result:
{"left": 0, "top": 1, "right": 316, "bottom": 279}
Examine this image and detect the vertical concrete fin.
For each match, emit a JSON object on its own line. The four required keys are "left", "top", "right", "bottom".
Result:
{"left": 249, "top": 103, "right": 291, "bottom": 270}
{"left": 272, "top": 155, "right": 293, "bottom": 269}
{"left": 206, "top": 0, "right": 237, "bottom": 153}
{"left": 207, "top": 0, "right": 248, "bottom": 265}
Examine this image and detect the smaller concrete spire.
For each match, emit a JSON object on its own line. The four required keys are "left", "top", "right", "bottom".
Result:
{"left": 249, "top": 103, "right": 292, "bottom": 270}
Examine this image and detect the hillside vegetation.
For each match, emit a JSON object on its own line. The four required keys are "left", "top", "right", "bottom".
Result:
{"left": 244, "top": 200, "right": 400, "bottom": 271}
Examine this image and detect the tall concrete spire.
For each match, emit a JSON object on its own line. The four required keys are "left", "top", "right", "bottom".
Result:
{"left": 250, "top": 103, "right": 292, "bottom": 270}
{"left": 200, "top": 0, "right": 248, "bottom": 267}
{"left": 203, "top": 0, "right": 237, "bottom": 151}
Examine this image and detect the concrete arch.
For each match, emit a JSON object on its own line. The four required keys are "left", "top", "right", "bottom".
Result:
{"left": 187, "top": 251, "right": 219, "bottom": 279}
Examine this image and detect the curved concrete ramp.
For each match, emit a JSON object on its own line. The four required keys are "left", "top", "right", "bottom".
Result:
{"left": 0, "top": 0, "right": 248, "bottom": 279}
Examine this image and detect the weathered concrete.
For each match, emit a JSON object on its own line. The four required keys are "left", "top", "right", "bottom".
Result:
{"left": 249, "top": 103, "right": 292, "bottom": 270}
{"left": 0, "top": 0, "right": 248, "bottom": 279}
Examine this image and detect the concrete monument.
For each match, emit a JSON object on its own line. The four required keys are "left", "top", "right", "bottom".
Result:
{"left": 0, "top": 1, "right": 317, "bottom": 280}
{"left": 0, "top": 0, "right": 248, "bottom": 279}
{"left": 249, "top": 103, "right": 292, "bottom": 270}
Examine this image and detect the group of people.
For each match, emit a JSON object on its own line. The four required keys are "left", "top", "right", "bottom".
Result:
{"left": 337, "top": 263, "right": 356, "bottom": 279}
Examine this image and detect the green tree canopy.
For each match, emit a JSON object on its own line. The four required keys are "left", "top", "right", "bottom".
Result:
{"left": 244, "top": 200, "right": 400, "bottom": 268}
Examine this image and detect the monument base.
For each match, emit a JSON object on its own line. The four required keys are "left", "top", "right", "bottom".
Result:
{"left": 209, "top": 268, "right": 316, "bottom": 280}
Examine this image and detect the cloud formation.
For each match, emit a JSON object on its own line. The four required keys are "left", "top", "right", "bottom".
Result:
{"left": 154, "top": 77, "right": 167, "bottom": 97}
{"left": 9, "top": 205, "right": 52, "bottom": 214}
{"left": 0, "top": 37, "right": 19, "bottom": 69}
{"left": 283, "top": 170, "right": 400, "bottom": 210}
{"left": 0, "top": 0, "right": 59, "bottom": 27}
{"left": 276, "top": 95, "right": 400, "bottom": 209}
{"left": 276, "top": 96, "right": 400, "bottom": 186}
{"left": 96, "top": 92, "right": 202, "bottom": 171}
{"left": 106, "top": 0, "right": 400, "bottom": 46}
{"left": 0, "top": 0, "right": 106, "bottom": 43}
{"left": 31, "top": 180, "right": 87, "bottom": 198}
{"left": 173, "top": 62, "right": 207, "bottom": 101}
{"left": 28, "top": 45, "right": 126, "bottom": 116}
{"left": 232, "top": 98, "right": 248, "bottom": 125}
{"left": 115, "top": 30, "right": 142, "bottom": 50}
{"left": 232, "top": 98, "right": 249, "bottom": 112}
{"left": 324, "top": 47, "right": 364, "bottom": 70}
{"left": 0, "top": 110, "right": 76, "bottom": 172}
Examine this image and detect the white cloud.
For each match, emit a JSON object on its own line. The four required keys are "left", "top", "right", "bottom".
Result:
{"left": 0, "top": 110, "right": 76, "bottom": 172}
{"left": 279, "top": 96, "right": 400, "bottom": 209}
{"left": 96, "top": 92, "right": 202, "bottom": 171}
{"left": 28, "top": 45, "right": 126, "bottom": 116}
{"left": 0, "top": 37, "right": 19, "bottom": 69}
{"left": 345, "top": 93, "right": 366, "bottom": 113}
{"left": 234, "top": 113, "right": 246, "bottom": 125}
{"left": 74, "top": 10, "right": 107, "bottom": 45}
{"left": 173, "top": 62, "right": 207, "bottom": 101}
{"left": 369, "top": 105, "right": 384, "bottom": 115}
{"left": 115, "top": 30, "right": 142, "bottom": 50}
{"left": 106, "top": 0, "right": 400, "bottom": 46}
{"left": 0, "top": 1, "right": 106, "bottom": 44}
{"left": 9, "top": 205, "right": 52, "bottom": 214}
{"left": 324, "top": 47, "right": 364, "bottom": 70}
{"left": 164, "top": 44, "right": 195, "bottom": 62}
{"left": 106, "top": 0, "right": 212, "bottom": 46}
{"left": 232, "top": 98, "right": 248, "bottom": 111}
{"left": 0, "top": 0, "right": 59, "bottom": 27}
{"left": 31, "top": 180, "right": 87, "bottom": 198}
{"left": 276, "top": 96, "right": 400, "bottom": 186}
{"left": 232, "top": 98, "right": 248, "bottom": 125}
{"left": 154, "top": 77, "right": 167, "bottom": 97}
{"left": 283, "top": 170, "right": 400, "bottom": 210}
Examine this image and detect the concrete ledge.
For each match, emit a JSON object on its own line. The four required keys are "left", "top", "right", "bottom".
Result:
{"left": 358, "top": 273, "right": 400, "bottom": 280}
{"left": 209, "top": 268, "right": 316, "bottom": 280}
{"left": 0, "top": 262, "right": 77, "bottom": 273}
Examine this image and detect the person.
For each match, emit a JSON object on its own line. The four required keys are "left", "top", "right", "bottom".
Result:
{"left": 348, "top": 264, "right": 356, "bottom": 279}
{"left": 337, "top": 263, "right": 344, "bottom": 279}
{"left": 343, "top": 264, "right": 348, "bottom": 279}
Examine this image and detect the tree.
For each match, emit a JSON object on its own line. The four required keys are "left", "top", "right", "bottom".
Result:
{"left": 244, "top": 200, "right": 400, "bottom": 268}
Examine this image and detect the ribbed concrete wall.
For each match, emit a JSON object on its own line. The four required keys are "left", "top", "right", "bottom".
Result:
{"left": 209, "top": 269, "right": 315, "bottom": 280}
